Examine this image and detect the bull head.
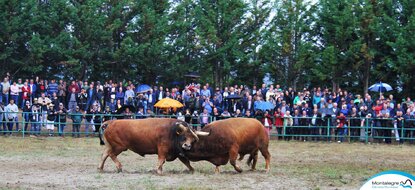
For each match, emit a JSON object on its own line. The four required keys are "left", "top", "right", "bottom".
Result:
{"left": 175, "top": 121, "right": 199, "bottom": 150}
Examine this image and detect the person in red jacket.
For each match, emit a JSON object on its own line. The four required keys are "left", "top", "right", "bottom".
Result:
{"left": 274, "top": 107, "right": 284, "bottom": 139}
{"left": 21, "top": 82, "right": 31, "bottom": 109}
{"left": 336, "top": 112, "right": 348, "bottom": 143}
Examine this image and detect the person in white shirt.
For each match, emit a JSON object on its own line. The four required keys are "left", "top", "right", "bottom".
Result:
{"left": 5, "top": 99, "right": 19, "bottom": 135}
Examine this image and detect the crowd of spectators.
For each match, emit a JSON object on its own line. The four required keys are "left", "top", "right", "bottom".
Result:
{"left": 0, "top": 72, "right": 414, "bottom": 144}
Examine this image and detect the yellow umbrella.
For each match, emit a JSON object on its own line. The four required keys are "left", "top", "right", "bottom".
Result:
{"left": 154, "top": 98, "right": 184, "bottom": 108}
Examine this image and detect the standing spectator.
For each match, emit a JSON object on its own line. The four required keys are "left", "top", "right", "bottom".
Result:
{"left": 0, "top": 102, "right": 6, "bottom": 135}
{"left": 29, "top": 79, "right": 37, "bottom": 102}
{"left": 310, "top": 108, "right": 321, "bottom": 141}
{"left": 68, "top": 81, "right": 80, "bottom": 93}
{"left": 70, "top": 106, "right": 82, "bottom": 138}
{"left": 46, "top": 104, "right": 56, "bottom": 136}
{"left": 37, "top": 80, "right": 46, "bottom": 96}
{"left": 244, "top": 110, "right": 253, "bottom": 118}
{"left": 51, "top": 92, "right": 60, "bottom": 111}
{"left": 85, "top": 105, "right": 97, "bottom": 137}
{"left": 212, "top": 107, "right": 221, "bottom": 121}
{"left": 87, "top": 84, "right": 96, "bottom": 109}
{"left": 349, "top": 107, "right": 360, "bottom": 141}
{"left": 336, "top": 112, "right": 347, "bottom": 143}
{"left": 199, "top": 108, "right": 210, "bottom": 129}
{"left": 67, "top": 88, "right": 78, "bottom": 112}
{"left": 283, "top": 110, "right": 293, "bottom": 141}
{"left": 233, "top": 109, "right": 243, "bottom": 117}
{"left": 21, "top": 82, "right": 31, "bottom": 109}
{"left": 299, "top": 110, "right": 310, "bottom": 141}
{"left": 157, "top": 86, "right": 165, "bottom": 102}
{"left": 191, "top": 111, "right": 199, "bottom": 130}
{"left": 393, "top": 110, "right": 404, "bottom": 144}
{"left": 2, "top": 78, "right": 10, "bottom": 105}
{"left": 404, "top": 109, "right": 414, "bottom": 144}
{"left": 38, "top": 92, "right": 52, "bottom": 126}
{"left": 274, "top": 107, "right": 284, "bottom": 139}
{"left": 147, "top": 89, "right": 155, "bottom": 112}
{"left": 10, "top": 82, "right": 19, "bottom": 105}
{"left": 56, "top": 103, "right": 67, "bottom": 137}
{"left": 47, "top": 79, "right": 59, "bottom": 97}
{"left": 202, "top": 96, "right": 213, "bottom": 114}
{"left": 30, "top": 103, "right": 41, "bottom": 136}
{"left": 115, "top": 86, "right": 124, "bottom": 105}
{"left": 382, "top": 113, "right": 393, "bottom": 144}
{"left": 262, "top": 110, "right": 272, "bottom": 136}
{"left": 78, "top": 88, "right": 88, "bottom": 111}
{"left": 58, "top": 80, "right": 67, "bottom": 108}
{"left": 17, "top": 79, "right": 23, "bottom": 108}
{"left": 22, "top": 101, "right": 31, "bottom": 133}
{"left": 5, "top": 99, "right": 19, "bottom": 135}
{"left": 124, "top": 86, "right": 135, "bottom": 106}
{"left": 200, "top": 85, "right": 211, "bottom": 98}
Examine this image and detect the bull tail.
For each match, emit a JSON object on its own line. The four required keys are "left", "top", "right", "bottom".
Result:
{"left": 99, "top": 121, "right": 110, "bottom": 145}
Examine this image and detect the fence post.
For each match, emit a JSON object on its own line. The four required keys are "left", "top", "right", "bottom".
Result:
{"left": 401, "top": 119, "right": 404, "bottom": 143}
{"left": 327, "top": 118, "right": 330, "bottom": 142}
{"left": 365, "top": 118, "right": 369, "bottom": 144}
{"left": 22, "top": 112, "right": 25, "bottom": 138}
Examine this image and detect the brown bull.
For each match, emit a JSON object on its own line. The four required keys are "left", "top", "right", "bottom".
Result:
{"left": 181, "top": 118, "right": 271, "bottom": 173}
{"left": 97, "top": 118, "right": 208, "bottom": 174}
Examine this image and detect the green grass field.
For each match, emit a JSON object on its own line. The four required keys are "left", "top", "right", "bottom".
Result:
{"left": 0, "top": 137, "right": 414, "bottom": 189}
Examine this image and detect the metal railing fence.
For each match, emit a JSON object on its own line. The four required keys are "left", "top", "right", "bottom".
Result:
{"left": 0, "top": 111, "right": 414, "bottom": 144}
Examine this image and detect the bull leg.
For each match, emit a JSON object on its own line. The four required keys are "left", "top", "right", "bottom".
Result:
{"left": 178, "top": 157, "right": 194, "bottom": 173}
{"left": 260, "top": 146, "right": 271, "bottom": 173}
{"left": 156, "top": 156, "right": 166, "bottom": 175}
{"left": 98, "top": 147, "right": 110, "bottom": 172}
{"left": 250, "top": 152, "right": 259, "bottom": 171}
{"left": 229, "top": 147, "right": 243, "bottom": 173}
{"left": 109, "top": 154, "right": 123, "bottom": 173}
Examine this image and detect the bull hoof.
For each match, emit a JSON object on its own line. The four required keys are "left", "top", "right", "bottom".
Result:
{"left": 235, "top": 166, "right": 243, "bottom": 173}
{"left": 249, "top": 168, "right": 256, "bottom": 171}
{"left": 156, "top": 169, "right": 163, "bottom": 175}
{"left": 97, "top": 168, "right": 104, "bottom": 173}
{"left": 116, "top": 168, "right": 123, "bottom": 173}
{"left": 265, "top": 168, "right": 270, "bottom": 173}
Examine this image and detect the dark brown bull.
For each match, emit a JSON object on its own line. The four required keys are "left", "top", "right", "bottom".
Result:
{"left": 181, "top": 118, "right": 271, "bottom": 173}
{"left": 97, "top": 118, "right": 208, "bottom": 174}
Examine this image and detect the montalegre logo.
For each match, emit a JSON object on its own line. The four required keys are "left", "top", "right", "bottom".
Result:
{"left": 360, "top": 170, "right": 414, "bottom": 190}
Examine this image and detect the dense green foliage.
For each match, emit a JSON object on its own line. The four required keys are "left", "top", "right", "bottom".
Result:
{"left": 1, "top": 0, "right": 414, "bottom": 96}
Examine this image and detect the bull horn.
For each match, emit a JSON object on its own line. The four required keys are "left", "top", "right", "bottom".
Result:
{"left": 176, "top": 122, "right": 187, "bottom": 135}
{"left": 195, "top": 131, "right": 210, "bottom": 136}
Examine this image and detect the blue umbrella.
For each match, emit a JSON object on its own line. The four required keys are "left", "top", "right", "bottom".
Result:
{"left": 255, "top": 101, "right": 275, "bottom": 111}
{"left": 368, "top": 82, "right": 393, "bottom": 93}
{"left": 136, "top": 84, "right": 151, "bottom": 93}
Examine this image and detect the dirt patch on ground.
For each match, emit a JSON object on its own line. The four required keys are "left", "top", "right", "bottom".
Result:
{"left": 0, "top": 137, "right": 414, "bottom": 189}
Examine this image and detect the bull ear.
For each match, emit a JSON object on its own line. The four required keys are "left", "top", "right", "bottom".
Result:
{"left": 195, "top": 131, "right": 210, "bottom": 136}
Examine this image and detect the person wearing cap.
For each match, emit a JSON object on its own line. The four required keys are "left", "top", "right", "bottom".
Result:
{"left": 30, "top": 102, "right": 42, "bottom": 137}
{"left": 5, "top": 99, "right": 19, "bottom": 135}
{"left": 46, "top": 104, "right": 56, "bottom": 136}
{"left": 56, "top": 102, "right": 67, "bottom": 137}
